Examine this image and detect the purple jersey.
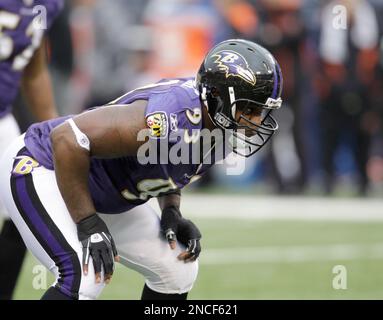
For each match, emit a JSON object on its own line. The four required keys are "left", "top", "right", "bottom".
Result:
{"left": 0, "top": 0, "right": 63, "bottom": 117}
{"left": 25, "top": 78, "right": 224, "bottom": 214}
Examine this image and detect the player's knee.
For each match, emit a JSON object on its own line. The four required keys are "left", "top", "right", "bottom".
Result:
{"left": 77, "top": 274, "right": 105, "bottom": 300}
{"left": 147, "top": 259, "right": 199, "bottom": 294}
{"left": 77, "top": 259, "right": 105, "bottom": 300}
{"left": 52, "top": 253, "right": 104, "bottom": 300}
{"left": 53, "top": 271, "right": 105, "bottom": 300}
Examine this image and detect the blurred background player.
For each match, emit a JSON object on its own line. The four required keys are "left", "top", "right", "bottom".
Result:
{"left": 0, "top": 0, "right": 64, "bottom": 300}
{"left": 317, "top": 0, "right": 380, "bottom": 196}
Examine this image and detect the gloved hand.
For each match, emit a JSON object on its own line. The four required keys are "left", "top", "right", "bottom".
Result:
{"left": 77, "top": 214, "right": 119, "bottom": 284}
{"left": 160, "top": 206, "right": 202, "bottom": 262}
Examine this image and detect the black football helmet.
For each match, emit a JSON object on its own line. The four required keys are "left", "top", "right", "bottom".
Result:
{"left": 196, "top": 39, "right": 283, "bottom": 157}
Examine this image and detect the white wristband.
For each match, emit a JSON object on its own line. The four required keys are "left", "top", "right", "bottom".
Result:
{"left": 66, "top": 118, "right": 90, "bottom": 151}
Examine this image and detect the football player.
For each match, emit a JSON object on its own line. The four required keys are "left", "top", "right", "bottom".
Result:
{"left": 0, "top": 39, "right": 283, "bottom": 300}
{"left": 0, "top": 0, "right": 63, "bottom": 300}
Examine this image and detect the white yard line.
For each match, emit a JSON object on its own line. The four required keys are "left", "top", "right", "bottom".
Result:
{"left": 201, "top": 243, "right": 383, "bottom": 265}
{"left": 149, "top": 195, "right": 383, "bottom": 221}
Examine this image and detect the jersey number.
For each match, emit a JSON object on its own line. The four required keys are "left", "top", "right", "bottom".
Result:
{"left": 121, "top": 178, "right": 177, "bottom": 201}
{"left": 0, "top": 10, "right": 44, "bottom": 70}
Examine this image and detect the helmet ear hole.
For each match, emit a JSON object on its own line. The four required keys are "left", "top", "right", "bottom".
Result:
{"left": 235, "top": 100, "right": 250, "bottom": 112}
{"left": 211, "top": 87, "right": 220, "bottom": 97}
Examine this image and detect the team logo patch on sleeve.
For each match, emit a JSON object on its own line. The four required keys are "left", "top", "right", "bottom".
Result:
{"left": 146, "top": 112, "right": 168, "bottom": 138}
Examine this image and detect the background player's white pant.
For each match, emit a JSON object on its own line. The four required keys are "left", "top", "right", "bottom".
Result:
{"left": 0, "top": 134, "right": 198, "bottom": 299}
{"left": 0, "top": 114, "right": 21, "bottom": 219}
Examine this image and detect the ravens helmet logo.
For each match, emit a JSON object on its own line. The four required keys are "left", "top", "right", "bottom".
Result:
{"left": 212, "top": 50, "right": 256, "bottom": 86}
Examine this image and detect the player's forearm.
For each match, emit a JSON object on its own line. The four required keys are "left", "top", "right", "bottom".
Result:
{"left": 158, "top": 192, "right": 181, "bottom": 211}
{"left": 51, "top": 124, "right": 95, "bottom": 223}
{"left": 21, "top": 68, "right": 58, "bottom": 121}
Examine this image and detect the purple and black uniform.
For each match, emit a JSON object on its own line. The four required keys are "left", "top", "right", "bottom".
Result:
{"left": 0, "top": 0, "right": 63, "bottom": 118}
{"left": 24, "top": 78, "right": 222, "bottom": 215}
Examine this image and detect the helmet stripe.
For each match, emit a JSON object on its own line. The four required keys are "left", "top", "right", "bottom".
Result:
{"left": 271, "top": 61, "right": 281, "bottom": 99}
{"left": 271, "top": 64, "right": 278, "bottom": 99}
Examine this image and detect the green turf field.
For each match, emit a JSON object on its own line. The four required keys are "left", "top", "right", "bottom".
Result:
{"left": 13, "top": 217, "right": 383, "bottom": 300}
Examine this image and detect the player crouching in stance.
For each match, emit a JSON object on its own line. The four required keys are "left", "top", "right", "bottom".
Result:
{"left": 0, "top": 39, "right": 283, "bottom": 300}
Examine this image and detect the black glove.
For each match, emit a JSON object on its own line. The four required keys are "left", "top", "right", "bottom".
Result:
{"left": 77, "top": 214, "right": 118, "bottom": 282}
{"left": 160, "top": 206, "right": 202, "bottom": 261}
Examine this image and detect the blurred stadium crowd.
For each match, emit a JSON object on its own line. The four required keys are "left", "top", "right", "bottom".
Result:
{"left": 13, "top": 0, "right": 383, "bottom": 197}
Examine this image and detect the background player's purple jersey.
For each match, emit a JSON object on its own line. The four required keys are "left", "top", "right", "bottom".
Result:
{"left": 25, "top": 78, "right": 223, "bottom": 214}
{"left": 0, "top": 0, "right": 63, "bottom": 117}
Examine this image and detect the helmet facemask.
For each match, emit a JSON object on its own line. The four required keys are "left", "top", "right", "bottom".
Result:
{"left": 200, "top": 84, "right": 281, "bottom": 157}
{"left": 230, "top": 108, "right": 278, "bottom": 157}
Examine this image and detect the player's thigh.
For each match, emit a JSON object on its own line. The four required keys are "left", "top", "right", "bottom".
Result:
{"left": 0, "top": 139, "right": 104, "bottom": 299}
{"left": 0, "top": 114, "right": 20, "bottom": 219}
{"left": 100, "top": 204, "right": 199, "bottom": 294}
